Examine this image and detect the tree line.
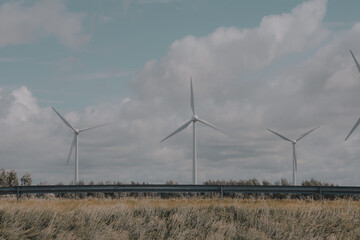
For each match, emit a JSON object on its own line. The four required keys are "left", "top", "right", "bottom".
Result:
{"left": 1, "top": 169, "right": 354, "bottom": 200}
{"left": 0, "top": 169, "right": 31, "bottom": 187}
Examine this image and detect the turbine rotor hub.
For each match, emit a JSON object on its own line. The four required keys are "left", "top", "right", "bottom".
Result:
{"left": 75, "top": 129, "right": 80, "bottom": 135}
{"left": 192, "top": 115, "right": 199, "bottom": 121}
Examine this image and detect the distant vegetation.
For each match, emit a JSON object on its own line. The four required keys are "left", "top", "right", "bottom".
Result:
{"left": 0, "top": 169, "right": 335, "bottom": 188}
{"left": 0, "top": 198, "right": 359, "bottom": 239}
{"left": 0, "top": 169, "right": 353, "bottom": 200}
{"left": 0, "top": 169, "right": 31, "bottom": 187}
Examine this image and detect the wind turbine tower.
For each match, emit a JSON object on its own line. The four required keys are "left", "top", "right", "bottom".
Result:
{"left": 267, "top": 126, "right": 319, "bottom": 185}
{"left": 52, "top": 107, "right": 108, "bottom": 184}
{"left": 161, "top": 79, "right": 226, "bottom": 185}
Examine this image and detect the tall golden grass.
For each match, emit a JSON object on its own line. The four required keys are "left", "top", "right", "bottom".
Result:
{"left": 0, "top": 198, "right": 359, "bottom": 239}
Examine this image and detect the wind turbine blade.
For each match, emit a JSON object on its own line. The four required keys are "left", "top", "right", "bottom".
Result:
{"left": 267, "top": 129, "right": 292, "bottom": 142}
{"left": 51, "top": 106, "right": 76, "bottom": 132}
{"left": 345, "top": 118, "right": 360, "bottom": 141}
{"left": 293, "top": 144, "right": 297, "bottom": 172}
{"left": 190, "top": 78, "right": 195, "bottom": 114}
{"left": 67, "top": 135, "right": 76, "bottom": 165}
{"left": 197, "top": 118, "right": 227, "bottom": 135}
{"left": 296, "top": 126, "right": 319, "bottom": 142}
{"left": 161, "top": 119, "right": 192, "bottom": 142}
{"left": 79, "top": 123, "right": 110, "bottom": 133}
{"left": 350, "top": 49, "right": 360, "bottom": 73}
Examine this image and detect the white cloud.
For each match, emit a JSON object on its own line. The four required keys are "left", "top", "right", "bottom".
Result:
{"left": 0, "top": 0, "right": 90, "bottom": 49}
{"left": 4, "top": 86, "right": 40, "bottom": 124}
{"left": 131, "top": 0, "right": 328, "bottom": 103}
{"left": 2, "top": 0, "right": 360, "bottom": 186}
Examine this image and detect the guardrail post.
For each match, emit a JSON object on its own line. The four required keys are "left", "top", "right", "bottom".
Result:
{"left": 17, "top": 186, "right": 20, "bottom": 201}
{"left": 220, "top": 185, "right": 224, "bottom": 200}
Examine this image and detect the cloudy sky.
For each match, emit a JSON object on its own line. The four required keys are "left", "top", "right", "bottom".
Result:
{"left": 1, "top": 0, "right": 360, "bottom": 185}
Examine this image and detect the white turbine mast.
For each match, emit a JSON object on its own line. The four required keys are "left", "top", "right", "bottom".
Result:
{"left": 52, "top": 106, "right": 108, "bottom": 184}
{"left": 161, "top": 78, "right": 226, "bottom": 185}
{"left": 267, "top": 126, "right": 319, "bottom": 186}
{"left": 345, "top": 50, "right": 360, "bottom": 141}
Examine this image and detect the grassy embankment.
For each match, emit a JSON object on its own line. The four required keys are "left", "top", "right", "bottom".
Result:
{"left": 0, "top": 198, "right": 359, "bottom": 239}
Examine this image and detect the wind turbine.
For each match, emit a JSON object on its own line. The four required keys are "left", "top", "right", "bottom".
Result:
{"left": 345, "top": 50, "right": 360, "bottom": 141}
{"left": 350, "top": 49, "right": 360, "bottom": 73}
{"left": 267, "top": 126, "right": 319, "bottom": 186}
{"left": 161, "top": 79, "right": 226, "bottom": 185}
{"left": 51, "top": 106, "right": 108, "bottom": 184}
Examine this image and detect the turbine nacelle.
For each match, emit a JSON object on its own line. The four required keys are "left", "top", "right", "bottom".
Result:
{"left": 192, "top": 115, "right": 199, "bottom": 122}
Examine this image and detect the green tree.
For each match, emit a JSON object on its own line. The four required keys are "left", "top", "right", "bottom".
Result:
{"left": 20, "top": 172, "right": 32, "bottom": 186}
{"left": 7, "top": 170, "right": 18, "bottom": 186}
{"left": 0, "top": 169, "right": 7, "bottom": 187}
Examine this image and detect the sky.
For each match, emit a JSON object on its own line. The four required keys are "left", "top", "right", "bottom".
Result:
{"left": 1, "top": 0, "right": 360, "bottom": 185}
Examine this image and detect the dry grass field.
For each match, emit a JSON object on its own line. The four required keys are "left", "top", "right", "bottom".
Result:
{"left": 0, "top": 197, "right": 359, "bottom": 239}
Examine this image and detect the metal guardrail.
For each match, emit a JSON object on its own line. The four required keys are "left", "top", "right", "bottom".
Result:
{"left": 0, "top": 185, "right": 359, "bottom": 200}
